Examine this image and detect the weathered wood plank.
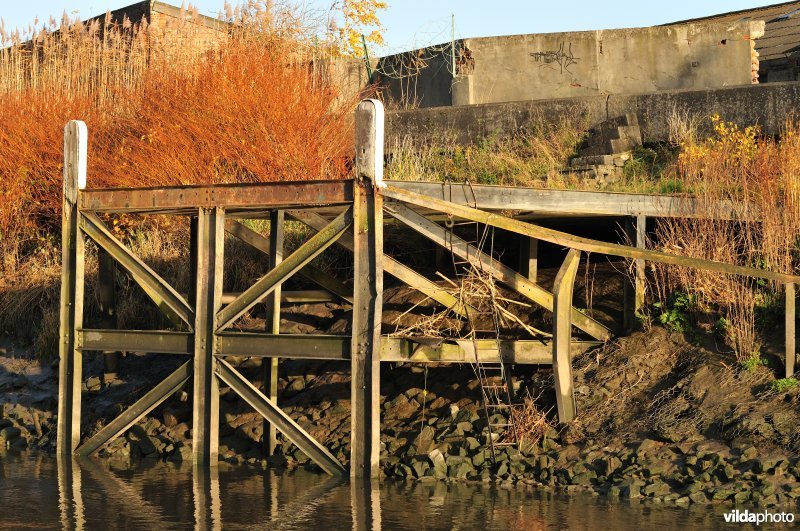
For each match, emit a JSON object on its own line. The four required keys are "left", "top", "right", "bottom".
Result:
{"left": 383, "top": 186, "right": 800, "bottom": 284}
{"left": 216, "top": 208, "right": 352, "bottom": 331}
{"left": 386, "top": 201, "right": 611, "bottom": 340}
{"left": 58, "top": 120, "right": 87, "bottom": 456}
{"left": 553, "top": 249, "right": 581, "bottom": 423}
{"left": 386, "top": 181, "right": 748, "bottom": 220}
{"left": 216, "top": 358, "right": 346, "bottom": 476}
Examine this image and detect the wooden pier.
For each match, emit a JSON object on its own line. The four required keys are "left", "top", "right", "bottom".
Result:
{"left": 57, "top": 100, "right": 800, "bottom": 477}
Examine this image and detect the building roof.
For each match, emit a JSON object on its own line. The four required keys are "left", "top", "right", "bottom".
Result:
{"left": 667, "top": 1, "right": 800, "bottom": 63}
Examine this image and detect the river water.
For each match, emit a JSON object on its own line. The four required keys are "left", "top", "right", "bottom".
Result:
{"left": 0, "top": 451, "right": 739, "bottom": 530}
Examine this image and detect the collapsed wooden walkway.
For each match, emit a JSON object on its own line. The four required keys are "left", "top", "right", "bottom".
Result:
{"left": 57, "top": 101, "right": 800, "bottom": 478}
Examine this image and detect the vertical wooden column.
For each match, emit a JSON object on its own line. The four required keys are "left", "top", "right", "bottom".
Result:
{"left": 351, "top": 100, "right": 384, "bottom": 479}
{"left": 787, "top": 282, "right": 796, "bottom": 378}
{"left": 192, "top": 207, "right": 225, "bottom": 464}
{"left": 518, "top": 236, "right": 538, "bottom": 283}
{"left": 623, "top": 214, "right": 646, "bottom": 331}
{"left": 264, "top": 210, "right": 284, "bottom": 455}
{"left": 552, "top": 248, "right": 581, "bottom": 423}
{"left": 98, "top": 249, "right": 119, "bottom": 381}
{"left": 58, "top": 121, "right": 87, "bottom": 456}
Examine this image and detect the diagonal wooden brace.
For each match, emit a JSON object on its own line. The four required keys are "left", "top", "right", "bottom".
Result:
{"left": 215, "top": 358, "right": 346, "bottom": 476}
{"left": 288, "top": 209, "right": 474, "bottom": 318}
{"left": 76, "top": 360, "right": 192, "bottom": 456}
{"left": 386, "top": 201, "right": 611, "bottom": 341}
{"left": 80, "top": 212, "right": 193, "bottom": 327}
{"left": 224, "top": 220, "right": 354, "bottom": 304}
{"left": 216, "top": 208, "right": 353, "bottom": 331}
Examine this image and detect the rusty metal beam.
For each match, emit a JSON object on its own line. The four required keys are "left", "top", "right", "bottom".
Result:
{"left": 79, "top": 180, "right": 354, "bottom": 214}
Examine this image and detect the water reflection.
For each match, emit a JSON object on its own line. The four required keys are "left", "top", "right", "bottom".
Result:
{"left": 0, "top": 452, "right": 735, "bottom": 530}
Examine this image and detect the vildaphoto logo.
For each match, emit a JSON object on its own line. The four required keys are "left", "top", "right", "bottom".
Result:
{"left": 723, "top": 509, "right": 795, "bottom": 525}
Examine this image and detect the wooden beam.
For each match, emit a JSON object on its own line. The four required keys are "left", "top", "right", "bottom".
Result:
{"left": 79, "top": 180, "right": 354, "bottom": 214}
{"left": 386, "top": 201, "right": 611, "bottom": 340}
{"left": 80, "top": 212, "right": 193, "bottom": 327}
{"left": 382, "top": 337, "right": 598, "bottom": 363}
{"left": 216, "top": 333, "right": 349, "bottom": 359}
{"left": 97, "top": 249, "right": 119, "bottom": 381}
{"left": 623, "top": 215, "right": 647, "bottom": 331}
{"left": 264, "top": 210, "right": 283, "bottom": 456}
{"left": 288, "top": 209, "right": 473, "bottom": 318}
{"left": 58, "top": 120, "right": 87, "bottom": 457}
{"left": 76, "top": 361, "right": 192, "bottom": 456}
{"left": 78, "top": 329, "right": 192, "bottom": 354}
{"left": 192, "top": 207, "right": 225, "bottom": 464}
{"left": 216, "top": 208, "right": 352, "bottom": 331}
{"left": 224, "top": 220, "right": 353, "bottom": 304}
{"left": 215, "top": 358, "right": 346, "bottom": 476}
{"left": 350, "top": 180, "right": 383, "bottom": 479}
{"left": 383, "top": 186, "right": 800, "bottom": 285}
{"left": 351, "top": 100, "right": 384, "bottom": 479}
{"left": 519, "top": 236, "right": 538, "bottom": 284}
{"left": 787, "top": 282, "right": 796, "bottom": 378}
{"left": 553, "top": 249, "right": 581, "bottom": 423}
{"left": 385, "top": 180, "right": 748, "bottom": 220}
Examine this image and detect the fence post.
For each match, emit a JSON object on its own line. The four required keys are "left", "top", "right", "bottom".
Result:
{"left": 264, "top": 209, "right": 284, "bottom": 455}
{"left": 787, "top": 282, "right": 796, "bottom": 378}
{"left": 192, "top": 207, "right": 225, "bottom": 464}
{"left": 57, "top": 121, "right": 87, "bottom": 456}
{"left": 552, "top": 248, "right": 581, "bottom": 423}
{"left": 351, "top": 99, "right": 384, "bottom": 478}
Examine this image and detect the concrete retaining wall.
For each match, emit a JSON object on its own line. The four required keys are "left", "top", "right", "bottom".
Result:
{"left": 376, "top": 21, "right": 763, "bottom": 108}
{"left": 385, "top": 82, "right": 800, "bottom": 149}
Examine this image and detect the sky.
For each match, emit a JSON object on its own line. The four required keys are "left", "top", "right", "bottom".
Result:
{"left": 0, "top": 0, "right": 786, "bottom": 53}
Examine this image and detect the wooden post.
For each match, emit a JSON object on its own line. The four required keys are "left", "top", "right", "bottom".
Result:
{"left": 192, "top": 207, "right": 224, "bottom": 464}
{"left": 787, "top": 282, "right": 796, "bottom": 378}
{"left": 623, "top": 215, "right": 646, "bottom": 331}
{"left": 58, "top": 121, "right": 87, "bottom": 456}
{"left": 98, "top": 249, "right": 119, "bottom": 381}
{"left": 552, "top": 249, "right": 581, "bottom": 423}
{"left": 351, "top": 100, "right": 384, "bottom": 479}
{"left": 519, "top": 236, "right": 538, "bottom": 283}
{"left": 351, "top": 478, "right": 382, "bottom": 531}
{"left": 264, "top": 210, "right": 284, "bottom": 456}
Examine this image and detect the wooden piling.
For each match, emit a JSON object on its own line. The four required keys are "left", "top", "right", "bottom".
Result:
{"left": 57, "top": 121, "right": 87, "bottom": 456}
{"left": 192, "top": 207, "right": 225, "bottom": 464}
{"left": 623, "top": 215, "right": 646, "bottom": 331}
{"left": 519, "top": 236, "right": 538, "bottom": 283}
{"left": 787, "top": 282, "right": 796, "bottom": 378}
{"left": 264, "top": 209, "right": 284, "bottom": 455}
{"left": 98, "top": 249, "right": 119, "bottom": 381}
{"left": 552, "top": 249, "right": 581, "bottom": 423}
{"left": 351, "top": 100, "right": 384, "bottom": 478}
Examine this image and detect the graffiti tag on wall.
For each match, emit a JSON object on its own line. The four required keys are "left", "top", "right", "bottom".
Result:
{"left": 530, "top": 42, "right": 579, "bottom": 74}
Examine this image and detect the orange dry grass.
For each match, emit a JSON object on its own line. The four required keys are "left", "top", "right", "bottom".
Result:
{"left": 0, "top": 9, "right": 356, "bottom": 265}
